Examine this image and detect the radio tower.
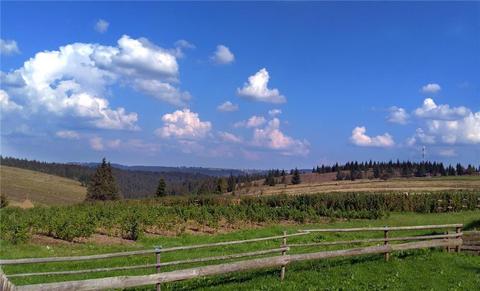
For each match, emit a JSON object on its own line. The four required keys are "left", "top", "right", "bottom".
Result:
{"left": 422, "top": 146, "right": 426, "bottom": 162}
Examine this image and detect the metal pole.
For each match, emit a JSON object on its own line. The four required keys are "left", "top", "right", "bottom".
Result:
{"left": 155, "top": 246, "right": 162, "bottom": 291}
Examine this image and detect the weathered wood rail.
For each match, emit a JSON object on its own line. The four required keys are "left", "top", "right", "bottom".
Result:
{"left": 0, "top": 223, "right": 464, "bottom": 291}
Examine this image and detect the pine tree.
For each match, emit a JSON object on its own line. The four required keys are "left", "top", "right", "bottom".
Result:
{"left": 86, "top": 158, "right": 120, "bottom": 201}
{"left": 291, "top": 168, "right": 301, "bottom": 185}
{"left": 227, "top": 174, "right": 236, "bottom": 192}
{"left": 156, "top": 178, "right": 167, "bottom": 197}
{"left": 216, "top": 177, "right": 228, "bottom": 194}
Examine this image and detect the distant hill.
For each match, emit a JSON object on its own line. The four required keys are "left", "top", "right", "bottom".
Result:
{"left": 0, "top": 166, "right": 86, "bottom": 206}
{"left": 0, "top": 156, "right": 249, "bottom": 198}
{"left": 76, "top": 163, "right": 255, "bottom": 177}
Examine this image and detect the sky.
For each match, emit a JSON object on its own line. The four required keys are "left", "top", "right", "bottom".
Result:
{"left": 1, "top": 2, "right": 479, "bottom": 169}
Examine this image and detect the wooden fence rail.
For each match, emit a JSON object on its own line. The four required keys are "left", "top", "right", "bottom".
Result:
{"left": 0, "top": 223, "right": 464, "bottom": 291}
{"left": 13, "top": 239, "right": 462, "bottom": 291}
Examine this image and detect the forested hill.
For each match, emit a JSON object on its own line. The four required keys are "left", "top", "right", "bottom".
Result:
{"left": 0, "top": 156, "right": 226, "bottom": 198}
{"left": 77, "top": 163, "right": 250, "bottom": 177}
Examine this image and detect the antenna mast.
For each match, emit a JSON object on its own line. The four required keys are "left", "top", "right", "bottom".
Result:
{"left": 422, "top": 146, "right": 426, "bottom": 162}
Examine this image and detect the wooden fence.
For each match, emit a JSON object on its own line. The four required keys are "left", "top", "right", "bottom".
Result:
{"left": 0, "top": 224, "right": 463, "bottom": 291}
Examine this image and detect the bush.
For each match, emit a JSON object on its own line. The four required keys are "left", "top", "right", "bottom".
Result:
{"left": 0, "top": 210, "right": 30, "bottom": 244}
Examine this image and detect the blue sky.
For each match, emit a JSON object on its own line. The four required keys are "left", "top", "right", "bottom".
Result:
{"left": 1, "top": 2, "right": 479, "bottom": 169}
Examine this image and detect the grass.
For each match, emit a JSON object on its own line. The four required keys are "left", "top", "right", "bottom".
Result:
{"left": 0, "top": 166, "right": 86, "bottom": 206}
{"left": 1, "top": 211, "right": 479, "bottom": 289}
{"left": 236, "top": 174, "right": 480, "bottom": 196}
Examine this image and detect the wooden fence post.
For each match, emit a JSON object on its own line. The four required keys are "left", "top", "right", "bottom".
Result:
{"left": 280, "top": 231, "right": 287, "bottom": 281}
{"left": 455, "top": 227, "right": 462, "bottom": 253}
{"left": 384, "top": 227, "right": 389, "bottom": 261}
{"left": 444, "top": 231, "right": 449, "bottom": 252}
{"left": 155, "top": 246, "right": 162, "bottom": 291}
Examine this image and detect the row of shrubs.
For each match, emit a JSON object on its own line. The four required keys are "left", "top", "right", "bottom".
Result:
{"left": 1, "top": 191, "right": 478, "bottom": 244}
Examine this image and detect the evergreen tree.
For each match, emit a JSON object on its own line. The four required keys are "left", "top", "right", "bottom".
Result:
{"left": 336, "top": 170, "right": 345, "bottom": 181}
{"left": 227, "top": 174, "right": 236, "bottom": 192}
{"left": 215, "top": 177, "right": 228, "bottom": 194}
{"left": 86, "top": 158, "right": 120, "bottom": 201}
{"left": 155, "top": 178, "right": 167, "bottom": 197}
{"left": 291, "top": 168, "right": 301, "bottom": 185}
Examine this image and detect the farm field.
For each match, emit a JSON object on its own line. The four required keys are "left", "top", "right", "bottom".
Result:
{"left": 1, "top": 211, "right": 479, "bottom": 289}
{"left": 0, "top": 166, "right": 86, "bottom": 206}
{"left": 235, "top": 172, "right": 480, "bottom": 196}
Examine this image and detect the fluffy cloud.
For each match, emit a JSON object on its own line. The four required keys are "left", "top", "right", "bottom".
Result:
{"left": 234, "top": 115, "right": 266, "bottom": 128}
{"left": 268, "top": 109, "right": 282, "bottom": 117}
{"left": 407, "top": 98, "right": 480, "bottom": 145}
{"left": 0, "top": 39, "right": 20, "bottom": 55}
{"left": 1, "top": 35, "right": 192, "bottom": 131}
{"left": 414, "top": 98, "right": 469, "bottom": 120}
{"left": 217, "top": 101, "right": 239, "bottom": 112}
{"left": 387, "top": 106, "right": 408, "bottom": 124}
{"left": 0, "top": 89, "right": 22, "bottom": 112}
{"left": 237, "top": 68, "right": 286, "bottom": 103}
{"left": 438, "top": 148, "right": 457, "bottom": 157}
{"left": 56, "top": 130, "right": 80, "bottom": 140}
{"left": 94, "top": 19, "right": 109, "bottom": 33}
{"left": 156, "top": 109, "right": 211, "bottom": 139}
{"left": 252, "top": 118, "right": 309, "bottom": 156}
{"left": 89, "top": 137, "right": 105, "bottom": 151}
{"left": 211, "top": 45, "right": 235, "bottom": 64}
{"left": 350, "top": 126, "right": 395, "bottom": 147}
{"left": 89, "top": 136, "right": 121, "bottom": 151}
{"left": 218, "top": 131, "right": 243, "bottom": 143}
{"left": 421, "top": 83, "right": 441, "bottom": 94}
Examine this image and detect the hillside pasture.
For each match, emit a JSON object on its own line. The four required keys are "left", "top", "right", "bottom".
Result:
{"left": 234, "top": 173, "right": 480, "bottom": 196}
{"left": 0, "top": 166, "right": 86, "bottom": 206}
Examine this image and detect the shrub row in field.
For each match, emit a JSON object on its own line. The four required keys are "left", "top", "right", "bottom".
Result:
{"left": 1, "top": 191, "right": 478, "bottom": 244}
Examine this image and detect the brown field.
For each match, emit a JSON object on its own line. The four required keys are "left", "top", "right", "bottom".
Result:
{"left": 234, "top": 172, "right": 480, "bottom": 196}
{"left": 0, "top": 166, "right": 86, "bottom": 206}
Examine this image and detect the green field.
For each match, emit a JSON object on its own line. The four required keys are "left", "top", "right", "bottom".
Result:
{"left": 2, "top": 211, "right": 479, "bottom": 289}
{"left": 0, "top": 166, "right": 86, "bottom": 206}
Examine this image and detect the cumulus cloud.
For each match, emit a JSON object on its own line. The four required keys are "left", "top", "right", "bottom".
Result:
{"left": 1, "top": 35, "right": 193, "bottom": 131}
{"left": 218, "top": 131, "right": 243, "bottom": 143}
{"left": 414, "top": 98, "right": 470, "bottom": 120}
{"left": 0, "top": 89, "right": 22, "bottom": 112}
{"left": 94, "top": 19, "right": 109, "bottom": 33}
{"left": 234, "top": 115, "right": 266, "bottom": 128}
{"left": 268, "top": 109, "right": 282, "bottom": 117}
{"left": 217, "top": 101, "right": 239, "bottom": 112}
{"left": 438, "top": 148, "right": 457, "bottom": 157}
{"left": 89, "top": 137, "right": 105, "bottom": 151}
{"left": 387, "top": 106, "right": 409, "bottom": 124}
{"left": 350, "top": 126, "right": 395, "bottom": 147}
{"left": 0, "top": 39, "right": 20, "bottom": 55}
{"left": 156, "top": 109, "right": 211, "bottom": 139}
{"left": 421, "top": 83, "right": 441, "bottom": 94}
{"left": 252, "top": 118, "right": 309, "bottom": 156}
{"left": 407, "top": 98, "right": 480, "bottom": 146}
{"left": 211, "top": 45, "right": 235, "bottom": 64}
{"left": 237, "top": 68, "right": 286, "bottom": 103}
{"left": 55, "top": 130, "right": 80, "bottom": 140}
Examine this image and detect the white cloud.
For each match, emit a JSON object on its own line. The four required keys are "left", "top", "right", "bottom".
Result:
{"left": 218, "top": 131, "right": 243, "bottom": 143}
{"left": 94, "top": 19, "right": 109, "bottom": 33}
{"left": 350, "top": 126, "right": 395, "bottom": 147}
{"left": 414, "top": 98, "right": 470, "bottom": 120}
{"left": 234, "top": 115, "right": 266, "bottom": 128}
{"left": 89, "top": 137, "right": 104, "bottom": 151}
{"left": 406, "top": 128, "right": 436, "bottom": 146}
{"left": 0, "top": 89, "right": 22, "bottom": 112}
{"left": 0, "top": 39, "right": 20, "bottom": 55}
{"left": 1, "top": 35, "right": 193, "bottom": 131}
{"left": 211, "top": 45, "right": 235, "bottom": 64}
{"left": 421, "top": 83, "right": 441, "bottom": 94}
{"left": 252, "top": 118, "right": 309, "bottom": 156}
{"left": 237, "top": 68, "right": 286, "bottom": 103}
{"left": 156, "top": 109, "right": 211, "bottom": 139}
{"left": 387, "top": 106, "right": 408, "bottom": 124}
{"left": 268, "top": 109, "right": 282, "bottom": 117}
{"left": 408, "top": 98, "right": 480, "bottom": 145}
{"left": 217, "top": 101, "right": 239, "bottom": 112}
{"left": 438, "top": 148, "right": 457, "bottom": 157}
{"left": 56, "top": 130, "right": 80, "bottom": 140}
